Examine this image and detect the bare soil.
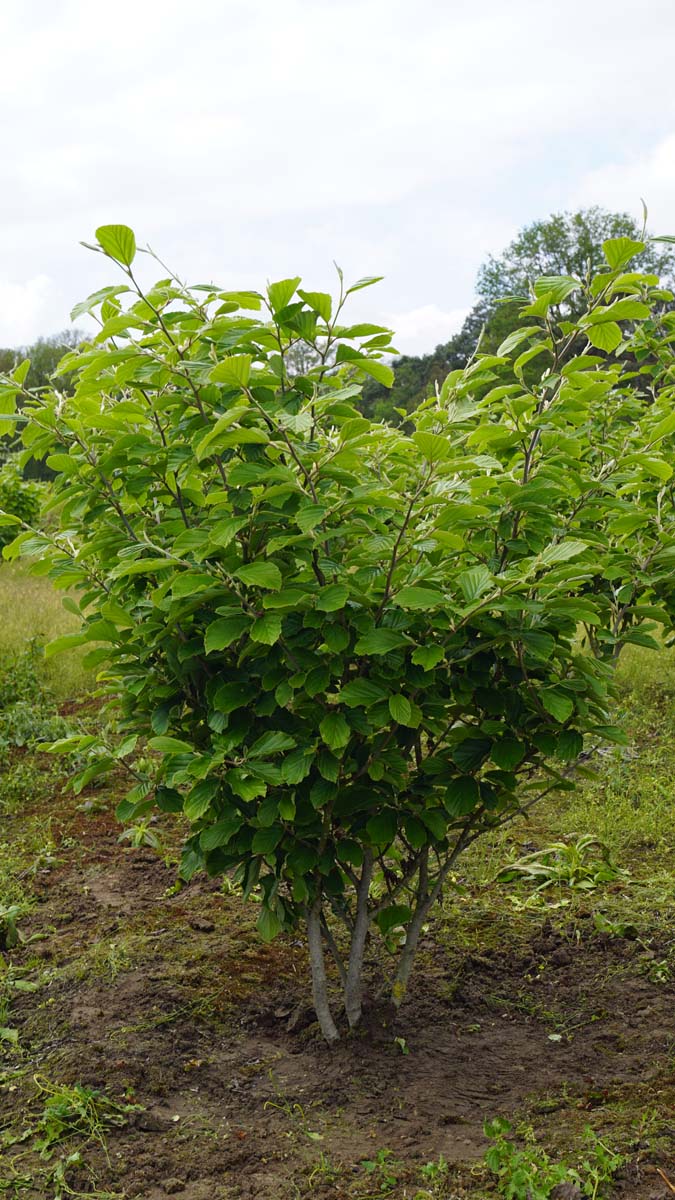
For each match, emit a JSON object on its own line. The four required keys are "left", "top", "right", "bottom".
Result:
{"left": 2, "top": 798, "right": 674, "bottom": 1199}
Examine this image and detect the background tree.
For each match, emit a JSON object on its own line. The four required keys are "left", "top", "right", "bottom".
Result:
{"left": 0, "top": 332, "right": 81, "bottom": 476}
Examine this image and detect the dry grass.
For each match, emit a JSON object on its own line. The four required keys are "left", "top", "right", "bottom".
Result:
{"left": 0, "top": 561, "right": 91, "bottom": 699}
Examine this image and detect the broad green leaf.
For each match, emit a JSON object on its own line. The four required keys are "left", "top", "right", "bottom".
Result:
{"left": 457, "top": 565, "right": 492, "bottom": 603}
{"left": 252, "top": 826, "right": 284, "bottom": 855}
{"left": 412, "top": 432, "right": 452, "bottom": 462}
{"left": 210, "top": 354, "right": 253, "bottom": 387}
{"left": 541, "top": 689, "right": 575, "bottom": 723}
{"left": 319, "top": 712, "right": 350, "bottom": 750}
{"left": 281, "top": 748, "right": 314, "bottom": 785}
{"left": 366, "top": 810, "right": 397, "bottom": 846}
{"left": 316, "top": 584, "right": 349, "bottom": 611}
{"left": 184, "top": 779, "right": 219, "bottom": 822}
{"left": 204, "top": 615, "right": 249, "bottom": 653}
{"left": 44, "top": 632, "right": 87, "bottom": 659}
{"left": 411, "top": 644, "right": 445, "bottom": 670}
{"left": 377, "top": 904, "right": 412, "bottom": 935}
{"left": 250, "top": 613, "right": 282, "bottom": 645}
{"left": 297, "top": 290, "right": 332, "bottom": 322}
{"left": 149, "top": 735, "right": 194, "bottom": 755}
{"left": 249, "top": 731, "right": 296, "bottom": 757}
{"left": 257, "top": 907, "right": 282, "bottom": 941}
{"left": 388, "top": 694, "right": 412, "bottom": 725}
{"left": 339, "top": 679, "right": 387, "bottom": 708}
{"left": 354, "top": 629, "right": 409, "bottom": 655}
{"left": 444, "top": 776, "right": 480, "bottom": 816}
{"left": 603, "top": 237, "right": 644, "bottom": 270}
{"left": 234, "top": 561, "right": 282, "bottom": 590}
{"left": 267, "top": 277, "right": 301, "bottom": 313}
{"left": 95, "top": 224, "right": 136, "bottom": 265}
{"left": 393, "top": 586, "right": 443, "bottom": 609}
{"left": 491, "top": 738, "right": 526, "bottom": 770}
{"left": 583, "top": 321, "right": 619, "bottom": 352}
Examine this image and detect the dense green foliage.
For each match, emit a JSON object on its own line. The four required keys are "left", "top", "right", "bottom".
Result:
{"left": 3, "top": 224, "right": 675, "bottom": 1039}
{"left": 0, "top": 458, "right": 44, "bottom": 548}
{"left": 362, "top": 207, "right": 675, "bottom": 420}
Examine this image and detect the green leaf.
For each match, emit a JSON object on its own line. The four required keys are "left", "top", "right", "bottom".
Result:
{"left": 444, "top": 776, "right": 480, "bottom": 816}
{"left": 184, "top": 778, "right": 219, "bottom": 821}
{"left": 335, "top": 345, "right": 394, "bottom": 387}
{"left": 251, "top": 613, "right": 282, "bottom": 645}
{"left": 339, "top": 679, "right": 387, "bottom": 708}
{"left": 366, "top": 810, "right": 397, "bottom": 847}
{"left": 210, "top": 354, "right": 252, "bottom": 387}
{"left": 148, "top": 735, "right": 194, "bottom": 755}
{"left": 388, "top": 694, "right": 412, "bottom": 725}
{"left": 249, "top": 731, "right": 296, "bottom": 757}
{"left": 44, "top": 632, "right": 87, "bottom": 659}
{"left": 537, "top": 539, "right": 587, "bottom": 566}
{"left": 95, "top": 224, "right": 136, "bottom": 265}
{"left": 412, "top": 432, "right": 452, "bottom": 462}
{"left": 411, "top": 645, "right": 445, "bottom": 670}
{"left": 316, "top": 584, "right": 349, "bottom": 611}
{"left": 541, "top": 690, "right": 574, "bottom": 723}
{"left": 354, "top": 629, "right": 409, "bottom": 655}
{"left": 204, "top": 615, "right": 249, "bottom": 654}
{"left": 234, "top": 561, "right": 282, "bottom": 590}
{"left": 297, "top": 290, "right": 332, "bottom": 322}
{"left": 491, "top": 738, "right": 526, "bottom": 770}
{"left": 267, "top": 277, "right": 301, "bottom": 313}
{"left": 257, "top": 907, "right": 282, "bottom": 942}
{"left": 457, "top": 565, "right": 492, "bottom": 603}
{"left": 586, "top": 322, "right": 622, "bottom": 352}
{"left": 319, "top": 712, "right": 350, "bottom": 750}
{"left": 377, "top": 904, "right": 412, "bottom": 935}
{"left": 393, "top": 586, "right": 443, "bottom": 610}
{"left": 333, "top": 839, "right": 362, "bottom": 868}
{"left": 281, "top": 748, "right": 314, "bottom": 785}
{"left": 252, "top": 826, "right": 283, "bottom": 855}
{"left": 603, "top": 237, "right": 644, "bottom": 270}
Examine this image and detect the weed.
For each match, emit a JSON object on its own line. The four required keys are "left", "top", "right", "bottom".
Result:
{"left": 485, "top": 1118, "right": 624, "bottom": 1199}
{"left": 496, "top": 836, "right": 628, "bottom": 893}
{"left": 117, "top": 819, "right": 162, "bottom": 851}
{"left": 32, "top": 1076, "right": 140, "bottom": 1160}
{"left": 360, "top": 1148, "right": 401, "bottom": 1195}
{"left": 263, "top": 1072, "right": 324, "bottom": 1142}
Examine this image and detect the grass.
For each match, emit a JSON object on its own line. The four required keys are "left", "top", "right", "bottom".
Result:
{"left": 0, "top": 561, "right": 91, "bottom": 700}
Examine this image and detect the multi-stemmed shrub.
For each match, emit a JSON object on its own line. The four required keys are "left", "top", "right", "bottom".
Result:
{"left": 2, "top": 225, "right": 675, "bottom": 1039}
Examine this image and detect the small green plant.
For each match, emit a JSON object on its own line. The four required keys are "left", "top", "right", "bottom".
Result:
{"left": 414, "top": 1154, "right": 450, "bottom": 1198}
{"left": 32, "top": 1077, "right": 141, "bottom": 1160}
{"left": 360, "top": 1148, "right": 401, "bottom": 1194}
{"left": 485, "top": 1118, "right": 624, "bottom": 1199}
{"left": 0, "top": 902, "right": 30, "bottom": 950}
{"left": 497, "top": 836, "right": 628, "bottom": 893}
{"left": 117, "top": 819, "right": 162, "bottom": 850}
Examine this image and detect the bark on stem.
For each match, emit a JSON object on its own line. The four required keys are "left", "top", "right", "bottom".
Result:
{"left": 343, "top": 851, "right": 373, "bottom": 1029}
{"left": 307, "top": 900, "right": 340, "bottom": 1043}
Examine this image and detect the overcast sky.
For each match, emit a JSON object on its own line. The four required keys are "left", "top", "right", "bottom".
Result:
{"left": 2, "top": 0, "right": 675, "bottom": 352}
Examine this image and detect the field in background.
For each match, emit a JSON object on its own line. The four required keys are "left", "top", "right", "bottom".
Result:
{"left": 1, "top": 567, "right": 674, "bottom": 1199}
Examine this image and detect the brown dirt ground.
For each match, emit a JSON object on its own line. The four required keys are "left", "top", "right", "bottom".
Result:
{"left": 2, "top": 798, "right": 675, "bottom": 1199}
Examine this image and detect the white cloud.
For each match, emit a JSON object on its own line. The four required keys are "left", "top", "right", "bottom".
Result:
{"left": 575, "top": 136, "right": 675, "bottom": 235}
{"left": 2, "top": 1, "right": 675, "bottom": 347}
{"left": 0, "top": 274, "right": 54, "bottom": 345}
{"left": 385, "top": 305, "right": 467, "bottom": 354}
